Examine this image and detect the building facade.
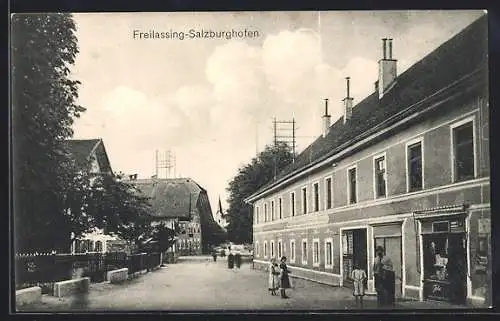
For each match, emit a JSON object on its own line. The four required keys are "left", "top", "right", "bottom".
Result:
{"left": 246, "top": 16, "right": 490, "bottom": 306}
{"left": 66, "top": 139, "right": 121, "bottom": 254}
{"left": 130, "top": 177, "right": 225, "bottom": 255}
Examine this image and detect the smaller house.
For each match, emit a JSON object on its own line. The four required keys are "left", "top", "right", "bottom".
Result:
{"left": 127, "top": 177, "right": 226, "bottom": 255}
{"left": 66, "top": 138, "right": 122, "bottom": 254}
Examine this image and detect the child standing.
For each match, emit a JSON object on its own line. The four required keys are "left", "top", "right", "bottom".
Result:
{"left": 351, "top": 263, "right": 367, "bottom": 308}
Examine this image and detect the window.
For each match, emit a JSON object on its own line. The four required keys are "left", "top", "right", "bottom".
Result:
{"left": 255, "top": 206, "right": 259, "bottom": 224}
{"left": 264, "top": 203, "right": 268, "bottom": 222}
{"left": 407, "top": 140, "right": 423, "bottom": 192}
{"left": 374, "top": 154, "right": 387, "bottom": 198}
{"left": 264, "top": 241, "right": 268, "bottom": 258}
{"left": 325, "top": 238, "right": 333, "bottom": 268}
{"left": 325, "top": 177, "right": 333, "bottom": 209}
{"left": 290, "top": 192, "right": 296, "bottom": 217}
{"left": 313, "top": 239, "right": 320, "bottom": 267}
{"left": 302, "top": 239, "right": 308, "bottom": 265}
{"left": 270, "top": 240, "right": 275, "bottom": 258}
{"left": 302, "top": 187, "right": 308, "bottom": 214}
{"left": 278, "top": 240, "right": 282, "bottom": 258}
{"left": 313, "top": 182, "right": 320, "bottom": 212}
{"left": 255, "top": 242, "right": 260, "bottom": 257}
{"left": 290, "top": 240, "right": 296, "bottom": 263}
{"left": 348, "top": 166, "right": 357, "bottom": 204}
{"left": 278, "top": 198, "right": 283, "bottom": 219}
{"left": 271, "top": 200, "right": 275, "bottom": 221}
{"left": 95, "top": 241, "right": 103, "bottom": 253}
{"left": 452, "top": 120, "right": 475, "bottom": 182}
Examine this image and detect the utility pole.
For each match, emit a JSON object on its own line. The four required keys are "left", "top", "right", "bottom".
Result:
{"left": 272, "top": 118, "right": 297, "bottom": 160}
{"left": 155, "top": 150, "right": 176, "bottom": 179}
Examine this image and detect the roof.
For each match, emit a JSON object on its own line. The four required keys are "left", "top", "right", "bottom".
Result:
{"left": 66, "top": 138, "right": 113, "bottom": 174}
{"left": 249, "top": 14, "right": 488, "bottom": 201}
{"left": 129, "top": 178, "right": 205, "bottom": 220}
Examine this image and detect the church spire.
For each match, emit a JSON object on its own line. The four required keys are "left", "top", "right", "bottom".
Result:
{"left": 217, "top": 196, "right": 223, "bottom": 214}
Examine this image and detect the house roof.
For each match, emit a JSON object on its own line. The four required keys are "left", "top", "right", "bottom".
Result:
{"left": 129, "top": 178, "right": 205, "bottom": 220}
{"left": 66, "top": 138, "right": 113, "bottom": 174}
{"left": 249, "top": 14, "right": 488, "bottom": 201}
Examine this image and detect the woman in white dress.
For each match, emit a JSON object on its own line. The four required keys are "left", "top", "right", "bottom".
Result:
{"left": 268, "top": 258, "right": 280, "bottom": 295}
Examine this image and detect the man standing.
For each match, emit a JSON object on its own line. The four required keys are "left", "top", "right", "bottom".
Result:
{"left": 373, "top": 246, "right": 394, "bottom": 307}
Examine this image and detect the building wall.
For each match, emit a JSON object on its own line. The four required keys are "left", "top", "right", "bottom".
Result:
{"left": 252, "top": 93, "right": 490, "bottom": 304}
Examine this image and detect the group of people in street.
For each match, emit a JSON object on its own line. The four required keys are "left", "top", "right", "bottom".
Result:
{"left": 264, "top": 246, "right": 396, "bottom": 308}
{"left": 268, "top": 256, "right": 292, "bottom": 299}
{"left": 211, "top": 247, "right": 243, "bottom": 270}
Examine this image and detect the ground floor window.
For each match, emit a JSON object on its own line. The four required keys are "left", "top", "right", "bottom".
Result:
{"left": 313, "top": 239, "right": 320, "bottom": 266}
{"left": 95, "top": 241, "right": 103, "bottom": 252}
{"left": 264, "top": 241, "right": 268, "bottom": 258}
{"left": 325, "top": 238, "right": 333, "bottom": 268}
{"left": 302, "top": 239, "right": 308, "bottom": 265}
{"left": 290, "top": 240, "right": 296, "bottom": 263}
{"left": 270, "top": 240, "right": 275, "bottom": 258}
{"left": 278, "top": 240, "right": 282, "bottom": 259}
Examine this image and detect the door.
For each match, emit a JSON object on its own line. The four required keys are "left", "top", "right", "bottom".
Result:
{"left": 343, "top": 229, "right": 368, "bottom": 287}
{"left": 375, "top": 236, "right": 403, "bottom": 298}
{"left": 447, "top": 233, "right": 467, "bottom": 304}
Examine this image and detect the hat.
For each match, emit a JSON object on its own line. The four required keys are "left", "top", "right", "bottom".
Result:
{"left": 376, "top": 246, "right": 385, "bottom": 253}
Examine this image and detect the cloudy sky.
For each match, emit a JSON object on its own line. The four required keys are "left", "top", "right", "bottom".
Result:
{"left": 70, "top": 10, "right": 484, "bottom": 214}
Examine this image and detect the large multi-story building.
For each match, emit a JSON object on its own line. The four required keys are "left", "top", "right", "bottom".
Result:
{"left": 246, "top": 15, "right": 489, "bottom": 306}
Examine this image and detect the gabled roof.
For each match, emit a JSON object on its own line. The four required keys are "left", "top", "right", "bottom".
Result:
{"left": 249, "top": 14, "right": 488, "bottom": 201}
{"left": 66, "top": 138, "right": 113, "bottom": 174}
{"left": 129, "top": 178, "right": 205, "bottom": 220}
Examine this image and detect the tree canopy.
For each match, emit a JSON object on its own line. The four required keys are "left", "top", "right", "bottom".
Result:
{"left": 225, "top": 142, "right": 294, "bottom": 244}
{"left": 12, "top": 13, "right": 86, "bottom": 252}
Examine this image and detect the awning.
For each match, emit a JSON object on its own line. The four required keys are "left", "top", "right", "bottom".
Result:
{"left": 413, "top": 204, "right": 469, "bottom": 220}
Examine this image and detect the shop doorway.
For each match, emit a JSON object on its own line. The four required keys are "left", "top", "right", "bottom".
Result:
{"left": 374, "top": 236, "right": 403, "bottom": 298}
{"left": 422, "top": 232, "right": 467, "bottom": 304}
{"left": 342, "top": 228, "right": 368, "bottom": 288}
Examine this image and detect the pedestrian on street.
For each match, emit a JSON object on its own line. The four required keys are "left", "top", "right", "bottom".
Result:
{"left": 268, "top": 258, "right": 280, "bottom": 295}
{"left": 351, "top": 262, "right": 367, "bottom": 308}
{"left": 279, "top": 256, "right": 292, "bottom": 299}
{"left": 212, "top": 249, "right": 217, "bottom": 262}
{"left": 235, "top": 252, "right": 242, "bottom": 269}
{"left": 227, "top": 251, "right": 234, "bottom": 270}
{"left": 373, "top": 246, "right": 394, "bottom": 307}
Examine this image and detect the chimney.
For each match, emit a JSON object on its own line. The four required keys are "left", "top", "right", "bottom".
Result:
{"left": 321, "top": 98, "right": 331, "bottom": 137}
{"left": 378, "top": 38, "right": 397, "bottom": 99}
{"left": 343, "top": 77, "right": 354, "bottom": 124}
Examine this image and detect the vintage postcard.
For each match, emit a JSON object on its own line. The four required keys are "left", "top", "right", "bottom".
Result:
{"left": 11, "top": 10, "right": 491, "bottom": 312}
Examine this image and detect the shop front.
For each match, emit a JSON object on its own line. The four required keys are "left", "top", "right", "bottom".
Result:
{"left": 416, "top": 209, "right": 468, "bottom": 305}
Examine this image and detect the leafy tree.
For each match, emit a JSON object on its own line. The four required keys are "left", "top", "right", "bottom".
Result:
{"left": 225, "top": 142, "right": 294, "bottom": 244}
{"left": 12, "top": 13, "right": 86, "bottom": 252}
{"left": 84, "top": 172, "right": 157, "bottom": 249}
{"left": 138, "top": 223, "right": 177, "bottom": 254}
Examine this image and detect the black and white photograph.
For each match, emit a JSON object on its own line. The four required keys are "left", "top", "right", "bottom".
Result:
{"left": 11, "top": 10, "right": 491, "bottom": 312}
